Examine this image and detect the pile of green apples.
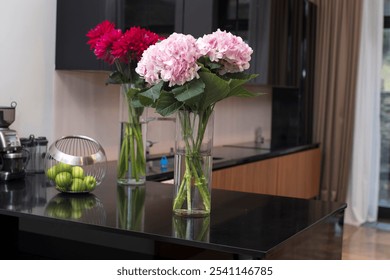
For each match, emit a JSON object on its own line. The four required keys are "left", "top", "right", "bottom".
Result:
{"left": 45, "top": 194, "right": 97, "bottom": 219}
{"left": 46, "top": 162, "right": 97, "bottom": 192}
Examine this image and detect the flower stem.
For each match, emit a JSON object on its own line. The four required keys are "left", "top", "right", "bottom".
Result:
{"left": 117, "top": 85, "right": 146, "bottom": 183}
{"left": 173, "top": 108, "right": 213, "bottom": 215}
{"left": 185, "top": 156, "right": 192, "bottom": 212}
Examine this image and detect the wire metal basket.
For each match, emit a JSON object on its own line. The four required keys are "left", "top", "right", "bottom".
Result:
{"left": 45, "top": 135, "right": 107, "bottom": 193}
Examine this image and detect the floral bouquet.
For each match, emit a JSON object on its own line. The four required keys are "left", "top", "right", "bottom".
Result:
{"left": 136, "top": 30, "right": 258, "bottom": 216}
{"left": 86, "top": 21, "right": 164, "bottom": 184}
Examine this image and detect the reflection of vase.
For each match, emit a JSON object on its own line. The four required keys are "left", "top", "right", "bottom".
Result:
{"left": 117, "top": 83, "right": 147, "bottom": 185}
{"left": 173, "top": 108, "right": 214, "bottom": 217}
{"left": 117, "top": 184, "right": 146, "bottom": 231}
{"left": 173, "top": 215, "right": 210, "bottom": 242}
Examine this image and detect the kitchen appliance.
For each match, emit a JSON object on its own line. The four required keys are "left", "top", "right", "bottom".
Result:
{"left": 20, "top": 135, "right": 48, "bottom": 173}
{"left": 0, "top": 102, "right": 27, "bottom": 181}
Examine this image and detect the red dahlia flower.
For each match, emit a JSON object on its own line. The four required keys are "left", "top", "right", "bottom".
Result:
{"left": 86, "top": 20, "right": 115, "bottom": 50}
{"left": 93, "top": 28, "right": 123, "bottom": 64}
{"left": 86, "top": 20, "right": 164, "bottom": 84}
{"left": 111, "top": 26, "right": 164, "bottom": 62}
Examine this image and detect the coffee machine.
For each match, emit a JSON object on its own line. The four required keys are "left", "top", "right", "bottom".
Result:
{"left": 0, "top": 102, "right": 26, "bottom": 181}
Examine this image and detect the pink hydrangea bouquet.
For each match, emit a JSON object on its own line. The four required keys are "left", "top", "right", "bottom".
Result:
{"left": 136, "top": 29, "right": 258, "bottom": 216}
{"left": 86, "top": 21, "right": 164, "bottom": 184}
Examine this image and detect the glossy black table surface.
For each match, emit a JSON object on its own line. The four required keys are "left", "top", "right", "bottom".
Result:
{"left": 0, "top": 161, "right": 346, "bottom": 259}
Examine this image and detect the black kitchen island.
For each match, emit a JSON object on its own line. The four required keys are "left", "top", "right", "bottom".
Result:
{"left": 0, "top": 161, "right": 346, "bottom": 260}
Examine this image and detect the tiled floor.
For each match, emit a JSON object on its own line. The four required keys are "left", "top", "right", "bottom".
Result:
{"left": 342, "top": 222, "right": 390, "bottom": 259}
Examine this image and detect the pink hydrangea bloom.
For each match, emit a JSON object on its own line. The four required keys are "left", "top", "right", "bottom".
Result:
{"left": 136, "top": 33, "right": 201, "bottom": 87}
{"left": 196, "top": 29, "right": 253, "bottom": 74}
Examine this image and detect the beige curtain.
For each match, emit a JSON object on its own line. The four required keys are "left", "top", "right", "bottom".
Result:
{"left": 311, "top": 0, "right": 363, "bottom": 202}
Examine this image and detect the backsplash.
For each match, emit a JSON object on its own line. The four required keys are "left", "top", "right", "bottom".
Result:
{"left": 53, "top": 71, "right": 272, "bottom": 160}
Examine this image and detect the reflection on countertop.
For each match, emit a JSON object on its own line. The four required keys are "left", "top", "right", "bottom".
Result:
{"left": 0, "top": 175, "right": 47, "bottom": 212}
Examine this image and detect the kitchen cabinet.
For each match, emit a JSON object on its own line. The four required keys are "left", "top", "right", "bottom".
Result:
{"left": 55, "top": 0, "right": 181, "bottom": 70}
{"left": 56, "top": 0, "right": 118, "bottom": 70}
{"left": 212, "top": 147, "right": 321, "bottom": 199}
{"left": 180, "top": 0, "right": 316, "bottom": 86}
{"left": 55, "top": 0, "right": 316, "bottom": 87}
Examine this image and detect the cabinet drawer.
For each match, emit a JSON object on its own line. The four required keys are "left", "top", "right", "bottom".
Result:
{"left": 212, "top": 148, "right": 321, "bottom": 199}
{"left": 212, "top": 158, "right": 278, "bottom": 195}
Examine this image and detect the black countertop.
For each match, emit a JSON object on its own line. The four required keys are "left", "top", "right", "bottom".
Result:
{"left": 147, "top": 142, "right": 319, "bottom": 181}
{"left": 0, "top": 159, "right": 345, "bottom": 260}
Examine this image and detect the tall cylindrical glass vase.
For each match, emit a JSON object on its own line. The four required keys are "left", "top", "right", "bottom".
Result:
{"left": 117, "top": 84, "right": 147, "bottom": 185}
{"left": 173, "top": 108, "right": 214, "bottom": 217}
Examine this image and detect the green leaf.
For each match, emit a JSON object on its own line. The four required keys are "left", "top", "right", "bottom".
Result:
{"left": 125, "top": 87, "right": 140, "bottom": 100}
{"left": 138, "top": 94, "right": 154, "bottom": 107}
{"left": 131, "top": 98, "right": 143, "bottom": 108}
{"left": 138, "top": 82, "right": 164, "bottom": 106}
{"left": 198, "top": 56, "right": 221, "bottom": 71}
{"left": 156, "top": 91, "right": 183, "bottom": 116}
{"left": 173, "top": 79, "right": 205, "bottom": 102}
{"left": 199, "top": 72, "right": 230, "bottom": 110}
{"left": 224, "top": 72, "right": 259, "bottom": 81}
{"left": 227, "top": 86, "right": 261, "bottom": 97}
{"left": 207, "top": 62, "right": 221, "bottom": 70}
{"left": 225, "top": 73, "right": 259, "bottom": 98}
{"left": 106, "top": 71, "right": 124, "bottom": 85}
{"left": 228, "top": 74, "right": 257, "bottom": 89}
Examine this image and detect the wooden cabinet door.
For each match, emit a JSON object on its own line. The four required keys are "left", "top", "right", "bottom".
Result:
{"left": 212, "top": 158, "right": 278, "bottom": 195}
{"left": 276, "top": 148, "right": 321, "bottom": 199}
{"left": 212, "top": 148, "right": 321, "bottom": 199}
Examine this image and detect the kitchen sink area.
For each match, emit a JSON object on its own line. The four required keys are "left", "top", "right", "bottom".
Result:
{"left": 145, "top": 153, "right": 226, "bottom": 181}
{"left": 145, "top": 142, "right": 318, "bottom": 182}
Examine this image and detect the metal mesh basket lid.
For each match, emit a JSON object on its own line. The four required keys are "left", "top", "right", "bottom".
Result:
{"left": 48, "top": 135, "right": 106, "bottom": 166}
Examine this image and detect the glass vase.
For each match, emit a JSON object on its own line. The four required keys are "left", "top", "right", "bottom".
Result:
{"left": 173, "top": 108, "right": 214, "bottom": 217}
{"left": 172, "top": 216, "right": 210, "bottom": 241}
{"left": 117, "top": 184, "right": 146, "bottom": 231}
{"left": 117, "top": 83, "right": 147, "bottom": 185}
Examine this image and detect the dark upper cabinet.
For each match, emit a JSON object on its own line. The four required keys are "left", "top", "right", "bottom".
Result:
{"left": 180, "top": 0, "right": 316, "bottom": 87}
{"left": 121, "top": 0, "right": 180, "bottom": 36}
{"left": 56, "top": 0, "right": 120, "bottom": 70}
{"left": 55, "top": 0, "right": 182, "bottom": 71}
{"left": 56, "top": 0, "right": 316, "bottom": 89}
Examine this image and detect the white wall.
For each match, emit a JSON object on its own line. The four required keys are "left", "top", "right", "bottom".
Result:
{"left": 0, "top": 0, "right": 56, "bottom": 140}
{"left": 0, "top": 0, "right": 272, "bottom": 161}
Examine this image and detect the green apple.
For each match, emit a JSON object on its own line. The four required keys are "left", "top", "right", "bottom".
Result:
{"left": 53, "top": 204, "right": 71, "bottom": 218}
{"left": 83, "top": 176, "right": 97, "bottom": 191}
{"left": 46, "top": 166, "right": 57, "bottom": 181}
{"left": 56, "top": 185, "right": 67, "bottom": 192}
{"left": 70, "top": 198, "right": 84, "bottom": 211}
{"left": 55, "top": 172, "right": 72, "bottom": 190}
{"left": 56, "top": 162, "right": 72, "bottom": 173}
{"left": 70, "top": 178, "right": 84, "bottom": 192}
{"left": 71, "top": 166, "right": 85, "bottom": 179}
{"left": 83, "top": 196, "right": 97, "bottom": 209}
{"left": 59, "top": 209, "right": 72, "bottom": 218}
{"left": 71, "top": 209, "right": 82, "bottom": 219}
{"left": 45, "top": 205, "right": 56, "bottom": 217}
